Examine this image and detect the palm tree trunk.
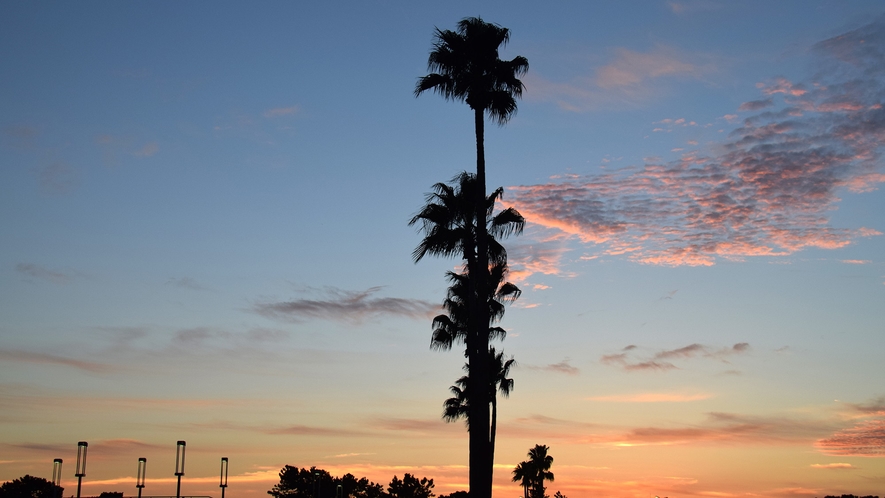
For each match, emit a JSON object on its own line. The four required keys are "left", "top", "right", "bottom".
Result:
{"left": 469, "top": 106, "right": 493, "bottom": 498}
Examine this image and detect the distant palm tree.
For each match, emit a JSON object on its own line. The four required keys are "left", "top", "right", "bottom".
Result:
{"left": 512, "top": 445, "right": 554, "bottom": 498}
{"left": 511, "top": 462, "right": 532, "bottom": 498}
{"left": 416, "top": 20, "right": 528, "bottom": 497}
{"left": 527, "top": 445, "right": 554, "bottom": 498}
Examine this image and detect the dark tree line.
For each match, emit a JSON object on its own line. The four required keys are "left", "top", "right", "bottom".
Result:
{"left": 0, "top": 476, "right": 61, "bottom": 498}
{"left": 267, "top": 466, "right": 448, "bottom": 498}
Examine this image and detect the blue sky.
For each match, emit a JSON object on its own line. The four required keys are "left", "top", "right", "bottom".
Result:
{"left": 2, "top": 2, "right": 884, "bottom": 498}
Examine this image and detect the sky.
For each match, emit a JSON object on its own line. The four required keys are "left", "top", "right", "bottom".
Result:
{"left": 1, "top": 1, "right": 884, "bottom": 498}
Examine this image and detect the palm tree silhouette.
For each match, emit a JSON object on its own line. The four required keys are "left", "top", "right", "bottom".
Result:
{"left": 416, "top": 19, "right": 527, "bottom": 497}
{"left": 511, "top": 462, "right": 532, "bottom": 498}
{"left": 527, "top": 445, "right": 554, "bottom": 498}
{"left": 430, "top": 263, "right": 521, "bottom": 353}
{"left": 410, "top": 172, "right": 523, "bottom": 354}
{"left": 442, "top": 347, "right": 516, "bottom": 484}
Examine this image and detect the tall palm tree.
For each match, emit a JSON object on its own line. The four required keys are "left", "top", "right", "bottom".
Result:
{"left": 416, "top": 20, "right": 528, "bottom": 497}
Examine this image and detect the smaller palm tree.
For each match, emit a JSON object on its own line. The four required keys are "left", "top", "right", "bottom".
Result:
{"left": 442, "top": 347, "right": 515, "bottom": 430}
{"left": 511, "top": 461, "right": 532, "bottom": 498}
{"left": 512, "top": 445, "right": 554, "bottom": 498}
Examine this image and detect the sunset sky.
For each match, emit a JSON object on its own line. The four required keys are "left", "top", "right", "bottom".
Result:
{"left": 2, "top": 2, "right": 884, "bottom": 498}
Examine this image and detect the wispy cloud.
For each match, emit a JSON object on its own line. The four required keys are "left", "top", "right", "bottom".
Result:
{"left": 601, "top": 343, "right": 749, "bottom": 372}
{"left": 523, "top": 358, "right": 580, "bottom": 375}
{"left": 587, "top": 392, "right": 712, "bottom": 403}
{"left": 36, "top": 162, "right": 79, "bottom": 194}
{"left": 503, "top": 411, "right": 832, "bottom": 449}
{"left": 264, "top": 424, "right": 367, "bottom": 438}
{"left": 0, "top": 349, "right": 114, "bottom": 373}
{"left": 667, "top": 0, "right": 722, "bottom": 14}
{"left": 263, "top": 105, "right": 299, "bottom": 118}
{"left": 738, "top": 98, "right": 774, "bottom": 111}
{"left": 253, "top": 286, "right": 439, "bottom": 323}
{"left": 525, "top": 45, "right": 717, "bottom": 112}
{"left": 15, "top": 263, "right": 78, "bottom": 284}
{"left": 2, "top": 124, "right": 39, "bottom": 150}
{"left": 845, "top": 396, "right": 885, "bottom": 416}
{"left": 172, "top": 327, "right": 289, "bottom": 346}
{"left": 367, "top": 417, "right": 462, "bottom": 436}
{"left": 509, "top": 18, "right": 885, "bottom": 267}
{"left": 166, "top": 276, "right": 206, "bottom": 290}
{"left": 594, "top": 412, "right": 834, "bottom": 447}
{"left": 133, "top": 142, "right": 159, "bottom": 157}
{"left": 506, "top": 240, "right": 573, "bottom": 282}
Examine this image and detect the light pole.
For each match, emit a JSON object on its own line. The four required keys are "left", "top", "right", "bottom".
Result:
{"left": 136, "top": 458, "right": 146, "bottom": 498}
{"left": 75, "top": 442, "right": 88, "bottom": 498}
{"left": 219, "top": 457, "right": 228, "bottom": 498}
{"left": 174, "top": 441, "right": 186, "bottom": 498}
{"left": 52, "top": 458, "right": 63, "bottom": 498}
{"left": 314, "top": 471, "right": 320, "bottom": 498}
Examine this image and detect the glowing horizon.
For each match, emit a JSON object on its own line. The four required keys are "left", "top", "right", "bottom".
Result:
{"left": 2, "top": 2, "right": 883, "bottom": 498}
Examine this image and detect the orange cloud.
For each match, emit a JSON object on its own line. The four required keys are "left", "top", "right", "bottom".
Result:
{"left": 810, "top": 463, "right": 855, "bottom": 469}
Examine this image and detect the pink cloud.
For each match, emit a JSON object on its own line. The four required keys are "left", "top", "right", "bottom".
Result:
{"left": 508, "top": 19, "right": 885, "bottom": 267}
{"left": 816, "top": 419, "right": 885, "bottom": 456}
{"left": 596, "top": 48, "right": 701, "bottom": 88}
{"left": 505, "top": 241, "right": 573, "bottom": 281}
{"left": 758, "top": 77, "right": 807, "bottom": 96}
{"left": 524, "top": 46, "right": 716, "bottom": 112}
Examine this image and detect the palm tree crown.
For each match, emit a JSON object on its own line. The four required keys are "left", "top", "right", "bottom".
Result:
{"left": 409, "top": 172, "right": 524, "bottom": 267}
{"left": 416, "top": 17, "right": 529, "bottom": 125}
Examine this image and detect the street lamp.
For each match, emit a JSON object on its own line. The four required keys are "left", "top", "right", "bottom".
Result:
{"left": 75, "top": 442, "right": 88, "bottom": 498}
{"left": 52, "top": 458, "right": 63, "bottom": 498}
{"left": 219, "top": 457, "right": 228, "bottom": 498}
{"left": 314, "top": 471, "right": 321, "bottom": 498}
{"left": 174, "top": 441, "right": 186, "bottom": 498}
{"left": 136, "top": 458, "right": 147, "bottom": 498}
